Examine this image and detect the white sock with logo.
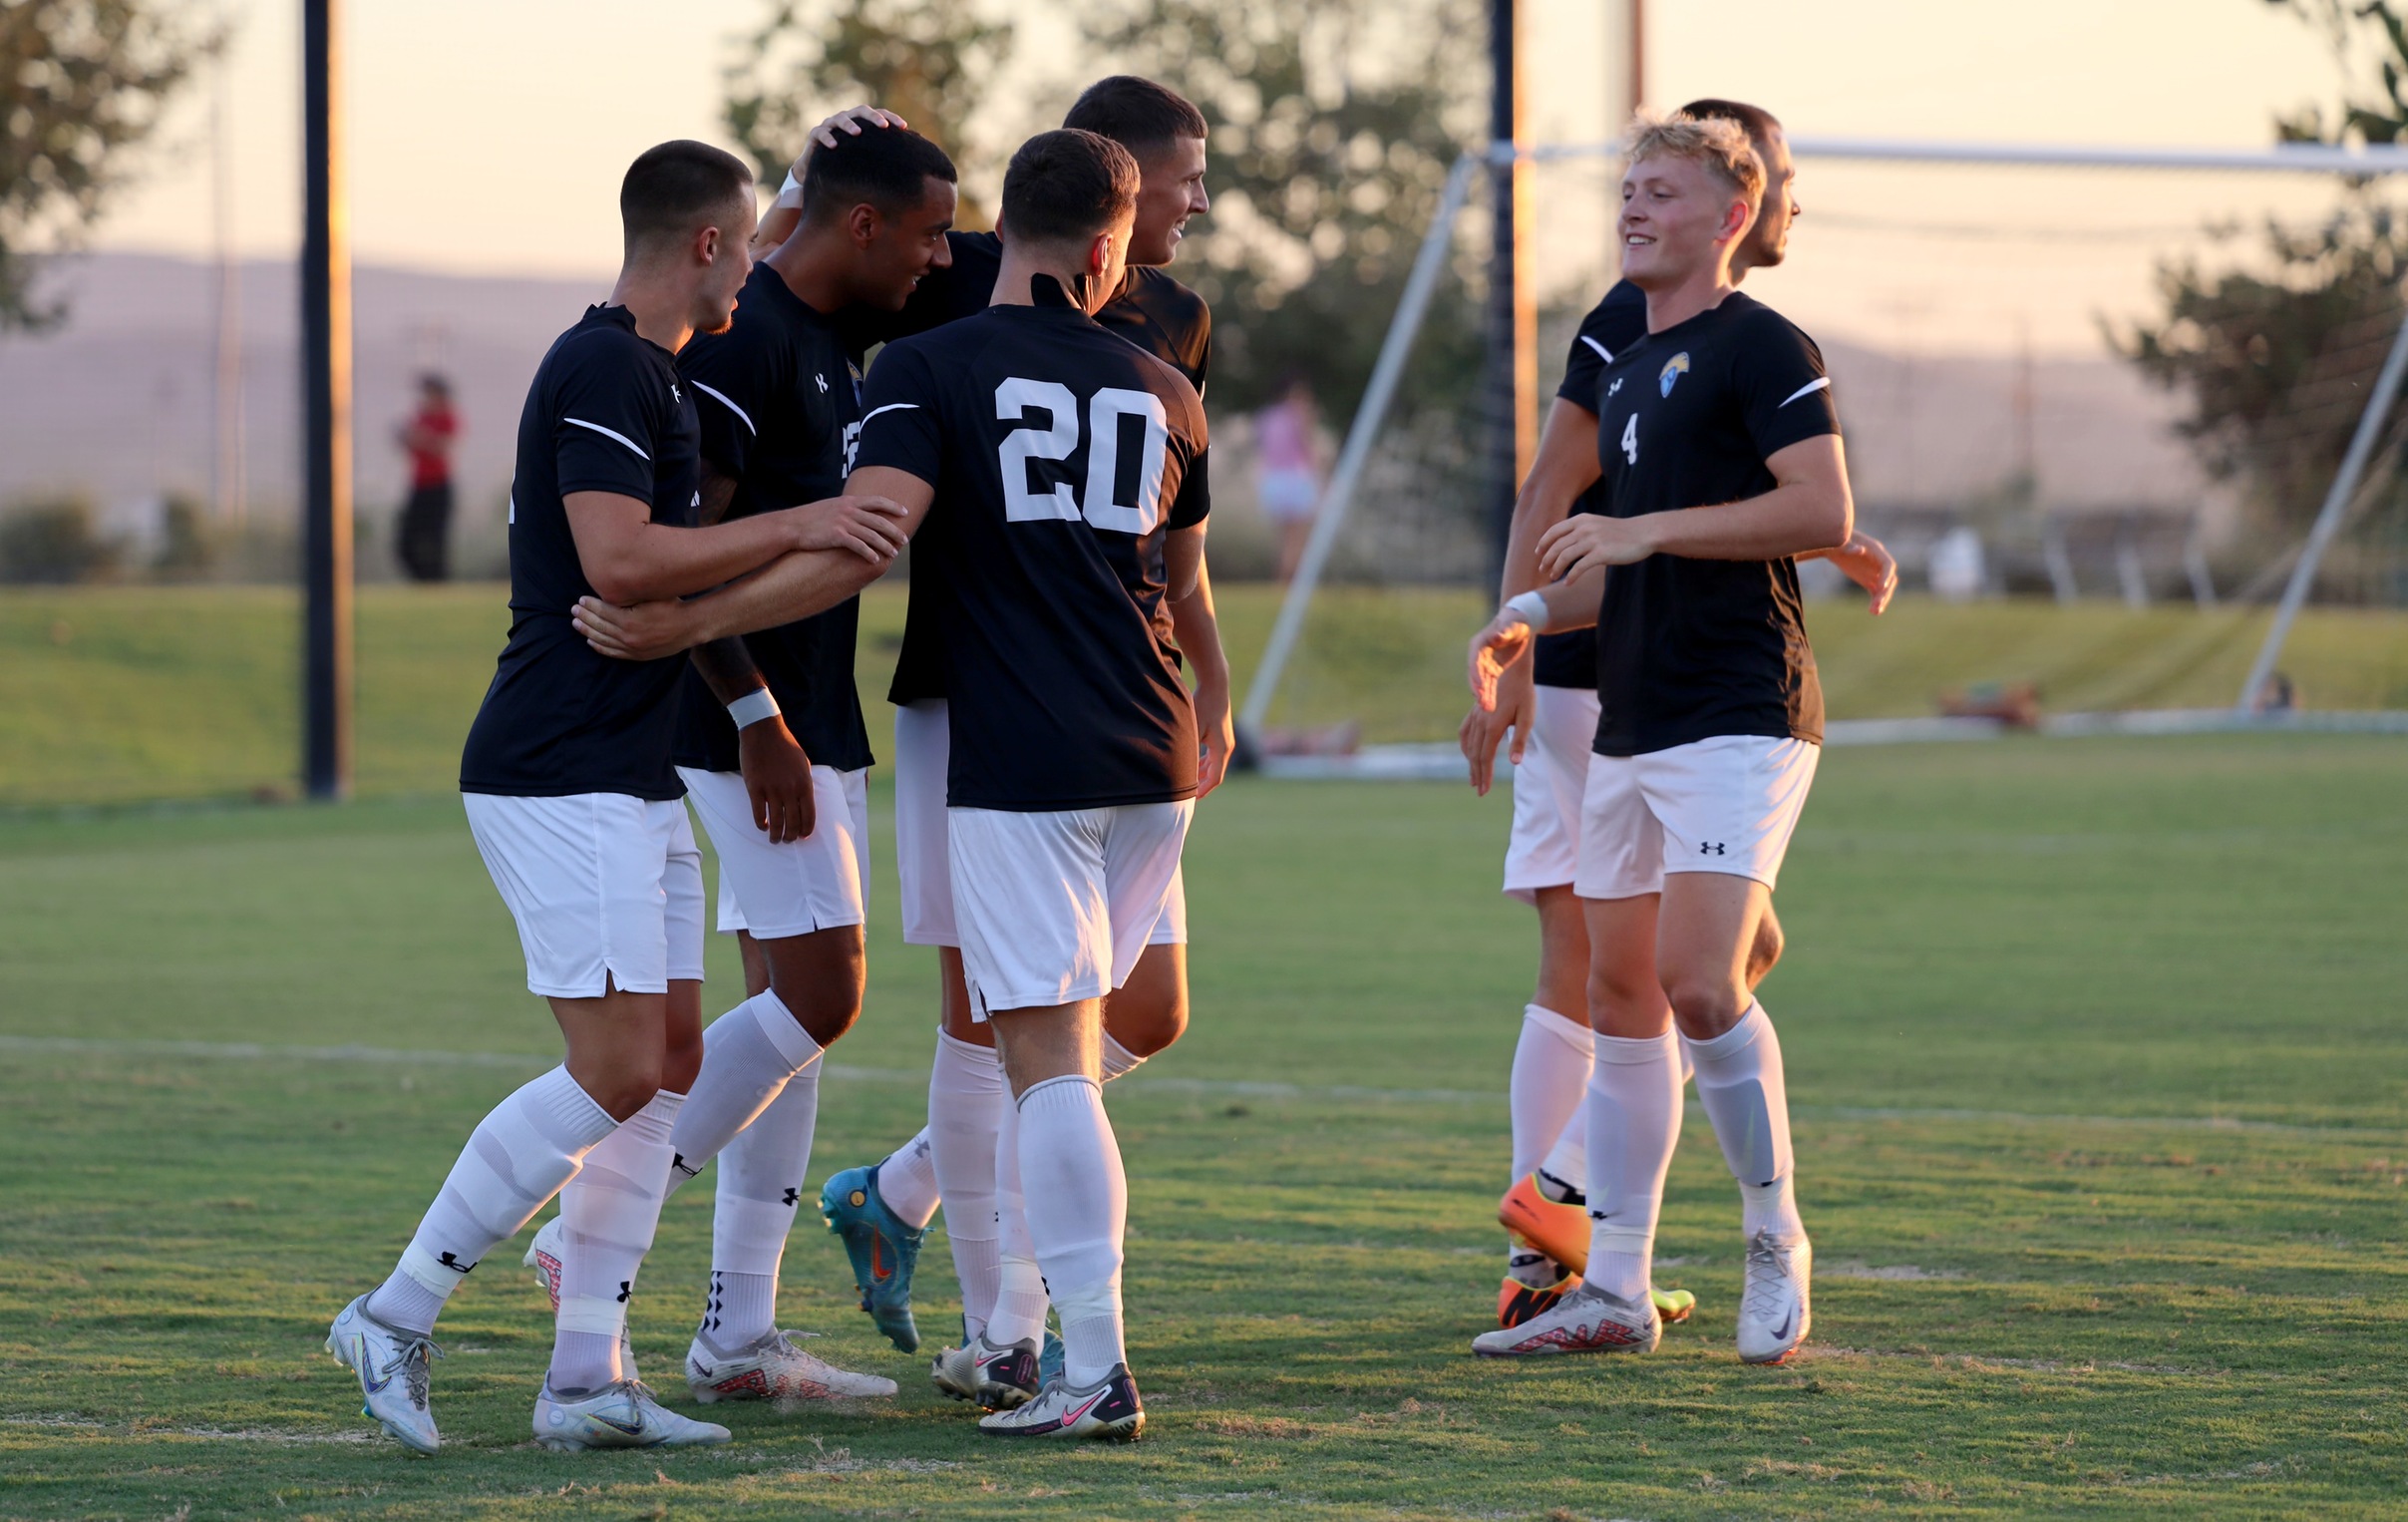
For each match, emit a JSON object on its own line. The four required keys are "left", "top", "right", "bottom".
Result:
{"left": 548, "top": 1088, "right": 683, "bottom": 1395}
{"left": 701, "top": 1044, "right": 822, "bottom": 1351}
{"left": 983, "top": 1079, "right": 1051, "bottom": 1349}
{"left": 670, "top": 989, "right": 823, "bottom": 1173}
{"left": 1583, "top": 1030, "right": 1682, "bottom": 1305}
{"left": 875, "top": 1129, "right": 942, "bottom": 1230}
{"left": 1015, "top": 1075, "right": 1130, "bottom": 1386}
{"left": 925, "top": 1031, "right": 1005, "bottom": 1339}
{"left": 1511, "top": 1003, "right": 1594, "bottom": 1184}
{"left": 1684, "top": 1002, "right": 1804, "bottom": 1243}
{"left": 1538, "top": 1106, "right": 1589, "bottom": 1202}
{"left": 367, "top": 1065, "right": 617, "bottom": 1335}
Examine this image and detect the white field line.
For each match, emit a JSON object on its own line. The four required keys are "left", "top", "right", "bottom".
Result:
{"left": 2, "top": 1033, "right": 2397, "bottom": 1139}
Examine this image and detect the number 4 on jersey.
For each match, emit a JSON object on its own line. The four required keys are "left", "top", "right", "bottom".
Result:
{"left": 996, "top": 378, "right": 1172, "bottom": 534}
{"left": 1620, "top": 410, "right": 1639, "bottom": 465}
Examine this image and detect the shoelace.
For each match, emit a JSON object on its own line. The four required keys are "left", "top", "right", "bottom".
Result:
{"left": 1741, "top": 1233, "right": 1795, "bottom": 1322}
{"left": 379, "top": 1335, "right": 444, "bottom": 1409}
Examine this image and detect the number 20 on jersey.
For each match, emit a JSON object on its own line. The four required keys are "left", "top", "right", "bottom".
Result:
{"left": 996, "top": 378, "right": 1173, "bottom": 535}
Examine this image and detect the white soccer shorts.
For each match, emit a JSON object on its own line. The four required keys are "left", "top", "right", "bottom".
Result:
{"left": 1502, "top": 684, "right": 1601, "bottom": 903}
{"left": 947, "top": 799, "right": 1194, "bottom": 1018}
{"left": 895, "top": 699, "right": 1185, "bottom": 951}
{"left": 1572, "top": 734, "right": 1820, "bottom": 901}
{"left": 677, "top": 764, "right": 869, "bottom": 941}
{"left": 463, "top": 791, "right": 705, "bottom": 998}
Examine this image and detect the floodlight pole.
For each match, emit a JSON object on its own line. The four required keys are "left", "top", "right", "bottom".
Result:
{"left": 301, "top": 0, "right": 353, "bottom": 799}
{"left": 2234, "top": 303, "right": 2408, "bottom": 712}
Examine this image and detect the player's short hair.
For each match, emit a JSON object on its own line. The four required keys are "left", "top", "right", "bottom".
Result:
{"left": 1063, "top": 76, "right": 1208, "bottom": 155}
{"left": 1000, "top": 129, "right": 1141, "bottom": 246}
{"left": 1678, "top": 98, "right": 1783, "bottom": 155}
{"left": 801, "top": 124, "right": 957, "bottom": 225}
{"left": 1625, "top": 110, "right": 1765, "bottom": 210}
{"left": 620, "top": 141, "right": 753, "bottom": 255}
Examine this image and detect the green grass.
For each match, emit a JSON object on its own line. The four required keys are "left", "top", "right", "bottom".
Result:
{"left": 2, "top": 735, "right": 2404, "bottom": 1518}
{"left": 9, "top": 583, "right": 2408, "bottom": 805}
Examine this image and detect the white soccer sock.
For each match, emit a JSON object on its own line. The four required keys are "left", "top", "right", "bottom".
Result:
{"left": 703, "top": 1048, "right": 822, "bottom": 1349}
{"left": 548, "top": 1088, "right": 683, "bottom": 1395}
{"left": 1016, "top": 1075, "right": 1130, "bottom": 1386}
{"left": 1511, "top": 1003, "right": 1594, "bottom": 1184}
{"left": 367, "top": 1066, "right": 616, "bottom": 1335}
{"left": 670, "top": 989, "right": 822, "bottom": 1173}
{"left": 1583, "top": 1030, "right": 1682, "bottom": 1304}
{"left": 925, "top": 1031, "right": 1005, "bottom": 1340}
{"left": 876, "top": 1129, "right": 942, "bottom": 1230}
{"left": 983, "top": 1078, "right": 1050, "bottom": 1348}
{"left": 1100, "top": 1033, "right": 1148, "bottom": 1081}
{"left": 1684, "top": 1002, "right": 1804, "bottom": 1243}
{"left": 1539, "top": 1106, "right": 1589, "bottom": 1201}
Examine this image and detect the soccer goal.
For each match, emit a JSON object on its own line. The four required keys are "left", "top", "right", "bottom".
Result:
{"left": 1234, "top": 134, "right": 2408, "bottom": 755}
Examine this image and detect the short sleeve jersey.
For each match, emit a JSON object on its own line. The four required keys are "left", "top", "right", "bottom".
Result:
{"left": 853, "top": 280, "right": 1210, "bottom": 811}
{"left": 671, "top": 264, "right": 873, "bottom": 775}
{"left": 460, "top": 305, "right": 701, "bottom": 799}
{"left": 1586, "top": 292, "right": 1840, "bottom": 757}
{"left": 1534, "top": 280, "right": 1648, "bottom": 689}
{"left": 868, "top": 232, "right": 1213, "bottom": 707}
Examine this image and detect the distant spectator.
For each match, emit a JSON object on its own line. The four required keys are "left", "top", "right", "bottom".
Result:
{"left": 1252, "top": 369, "right": 1324, "bottom": 584}
{"left": 395, "top": 373, "right": 458, "bottom": 581}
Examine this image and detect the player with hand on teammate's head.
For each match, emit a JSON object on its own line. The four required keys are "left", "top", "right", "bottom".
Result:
{"left": 522, "top": 122, "right": 962, "bottom": 1413}
{"left": 1467, "top": 110, "right": 1850, "bottom": 1367}
{"left": 327, "top": 140, "right": 905, "bottom": 1456}
{"left": 1467, "top": 98, "right": 1893, "bottom": 1336}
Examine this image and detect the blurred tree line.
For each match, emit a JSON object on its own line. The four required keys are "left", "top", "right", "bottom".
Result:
{"left": 721, "top": 0, "right": 1488, "bottom": 421}
{"left": 2116, "top": 0, "right": 2408, "bottom": 550}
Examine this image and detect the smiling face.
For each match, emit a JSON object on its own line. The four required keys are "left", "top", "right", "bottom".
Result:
{"left": 855, "top": 176, "right": 959, "bottom": 310}
{"left": 1128, "top": 135, "right": 1209, "bottom": 266}
{"left": 1617, "top": 152, "right": 1752, "bottom": 292}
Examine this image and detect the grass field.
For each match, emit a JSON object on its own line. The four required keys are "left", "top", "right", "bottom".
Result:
{"left": 3, "top": 734, "right": 2405, "bottom": 1518}
{"left": 8, "top": 582, "right": 2408, "bottom": 806}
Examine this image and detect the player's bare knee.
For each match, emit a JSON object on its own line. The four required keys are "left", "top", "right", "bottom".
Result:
{"left": 1663, "top": 973, "right": 1748, "bottom": 1040}
{"left": 763, "top": 928, "right": 865, "bottom": 1046}
{"left": 1106, "top": 986, "right": 1187, "bottom": 1058}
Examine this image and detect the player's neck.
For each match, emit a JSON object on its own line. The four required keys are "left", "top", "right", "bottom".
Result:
{"left": 764, "top": 234, "right": 851, "bottom": 316}
{"left": 992, "top": 249, "right": 1105, "bottom": 314}
{"left": 1636, "top": 264, "right": 1738, "bottom": 334}
{"left": 607, "top": 266, "right": 699, "bottom": 354}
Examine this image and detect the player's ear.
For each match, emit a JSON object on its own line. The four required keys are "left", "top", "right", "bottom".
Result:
{"left": 851, "top": 201, "right": 881, "bottom": 248}
{"left": 1087, "top": 229, "right": 1114, "bottom": 275}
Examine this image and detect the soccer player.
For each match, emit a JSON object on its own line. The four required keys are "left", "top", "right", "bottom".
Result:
{"left": 324, "top": 140, "right": 902, "bottom": 1453}
{"left": 797, "top": 80, "right": 1224, "bottom": 1389}
{"left": 1465, "top": 111, "right": 1852, "bottom": 1366}
{"left": 1464, "top": 99, "right": 1896, "bottom": 1329}
{"left": 573, "top": 126, "right": 1215, "bottom": 1439}
{"left": 522, "top": 124, "right": 960, "bottom": 1406}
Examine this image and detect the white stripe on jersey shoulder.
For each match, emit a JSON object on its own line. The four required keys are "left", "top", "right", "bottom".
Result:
{"left": 688, "top": 381, "right": 755, "bottom": 436}
{"left": 1579, "top": 334, "right": 1613, "bottom": 363}
{"left": 1778, "top": 376, "right": 1833, "bottom": 408}
{"left": 562, "top": 416, "right": 650, "bottom": 460}
{"left": 861, "top": 401, "right": 921, "bottom": 424}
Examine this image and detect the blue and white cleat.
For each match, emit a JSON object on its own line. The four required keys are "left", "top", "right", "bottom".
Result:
{"left": 819, "top": 1163, "right": 924, "bottom": 1352}
{"left": 326, "top": 1294, "right": 442, "bottom": 1454}
{"left": 1039, "top": 1328, "right": 1065, "bottom": 1388}
{"left": 533, "top": 1379, "right": 730, "bottom": 1450}
{"left": 977, "top": 1362, "right": 1146, "bottom": 1440}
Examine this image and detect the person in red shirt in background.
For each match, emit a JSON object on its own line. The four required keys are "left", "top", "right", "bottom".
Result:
{"left": 397, "top": 372, "right": 460, "bottom": 582}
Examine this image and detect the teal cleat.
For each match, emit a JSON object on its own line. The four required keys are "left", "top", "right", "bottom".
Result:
{"left": 820, "top": 1162, "right": 925, "bottom": 1352}
{"left": 1039, "top": 1328, "right": 1064, "bottom": 1388}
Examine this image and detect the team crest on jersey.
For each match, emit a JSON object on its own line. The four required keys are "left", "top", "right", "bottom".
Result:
{"left": 1658, "top": 353, "right": 1690, "bottom": 397}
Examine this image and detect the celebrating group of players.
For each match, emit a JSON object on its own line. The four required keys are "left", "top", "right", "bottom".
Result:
{"left": 322, "top": 67, "right": 1890, "bottom": 1456}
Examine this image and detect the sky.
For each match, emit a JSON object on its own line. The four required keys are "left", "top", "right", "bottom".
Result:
{"left": 93, "top": 0, "right": 2364, "bottom": 353}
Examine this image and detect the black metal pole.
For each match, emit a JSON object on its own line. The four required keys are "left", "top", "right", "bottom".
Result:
{"left": 301, "top": 0, "right": 352, "bottom": 798}
{"left": 1482, "top": 0, "right": 1518, "bottom": 599}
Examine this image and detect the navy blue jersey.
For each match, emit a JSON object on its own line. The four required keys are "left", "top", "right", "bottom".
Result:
{"left": 461, "top": 305, "right": 701, "bottom": 799}
{"left": 1534, "top": 280, "right": 1649, "bottom": 690}
{"left": 854, "top": 281, "right": 1210, "bottom": 810}
{"left": 867, "top": 231, "right": 1212, "bottom": 705}
{"left": 1587, "top": 292, "right": 1840, "bottom": 756}
{"left": 671, "top": 264, "right": 873, "bottom": 775}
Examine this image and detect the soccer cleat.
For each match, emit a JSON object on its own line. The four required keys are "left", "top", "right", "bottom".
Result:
{"left": 1499, "top": 1174, "right": 1590, "bottom": 1273}
{"left": 1038, "top": 1328, "right": 1065, "bottom": 1388}
{"left": 977, "top": 1363, "right": 1145, "bottom": 1440}
{"left": 522, "top": 1215, "right": 638, "bottom": 1378}
{"left": 1652, "top": 1286, "right": 1697, "bottom": 1325}
{"left": 1498, "top": 1270, "right": 1579, "bottom": 1329}
{"left": 1471, "top": 1282, "right": 1661, "bottom": 1358}
{"left": 326, "top": 1295, "right": 442, "bottom": 1454}
{"left": 1735, "top": 1229, "right": 1812, "bottom": 1365}
{"left": 820, "top": 1163, "right": 925, "bottom": 1352}
{"left": 929, "top": 1333, "right": 1041, "bottom": 1410}
{"left": 686, "top": 1328, "right": 899, "bottom": 1403}
{"left": 533, "top": 1379, "right": 730, "bottom": 1450}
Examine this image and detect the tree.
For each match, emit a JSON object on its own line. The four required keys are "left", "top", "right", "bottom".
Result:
{"left": 0, "top": 0, "right": 219, "bottom": 333}
{"left": 2115, "top": 1, "right": 2408, "bottom": 531}
{"left": 722, "top": 0, "right": 1015, "bottom": 216}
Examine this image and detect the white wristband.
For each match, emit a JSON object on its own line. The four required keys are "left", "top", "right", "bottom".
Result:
{"left": 1505, "top": 589, "right": 1550, "bottom": 632}
{"left": 727, "top": 688, "right": 782, "bottom": 730}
